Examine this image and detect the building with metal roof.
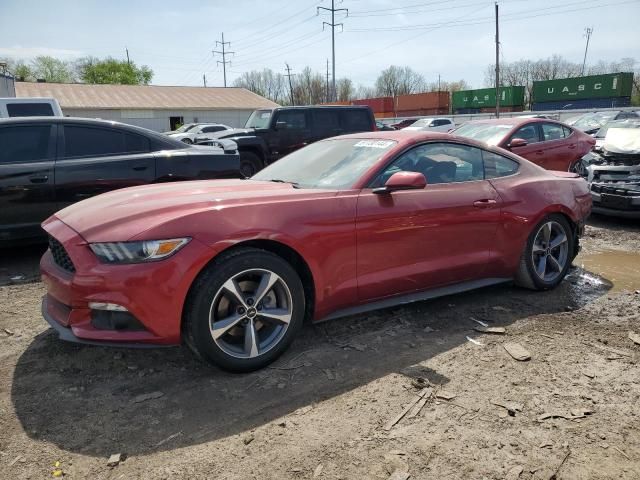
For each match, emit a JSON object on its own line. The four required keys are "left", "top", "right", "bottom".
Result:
{"left": 15, "top": 82, "right": 279, "bottom": 131}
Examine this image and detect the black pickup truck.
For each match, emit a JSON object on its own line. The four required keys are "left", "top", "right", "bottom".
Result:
{"left": 199, "top": 105, "right": 376, "bottom": 177}
{"left": 0, "top": 117, "right": 240, "bottom": 243}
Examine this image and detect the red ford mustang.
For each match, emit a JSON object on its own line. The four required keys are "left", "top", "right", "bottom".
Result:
{"left": 41, "top": 131, "right": 592, "bottom": 371}
{"left": 453, "top": 117, "right": 595, "bottom": 174}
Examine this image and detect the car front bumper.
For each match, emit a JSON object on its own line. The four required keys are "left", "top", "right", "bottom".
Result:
{"left": 40, "top": 217, "right": 216, "bottom": 346}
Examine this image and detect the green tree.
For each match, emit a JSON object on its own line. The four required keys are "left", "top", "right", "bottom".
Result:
{"left": 77, "top": 57, "right": 153, "bottom": 85}
{"left": 31, "top": 56, "right": 75, "bottom": 83}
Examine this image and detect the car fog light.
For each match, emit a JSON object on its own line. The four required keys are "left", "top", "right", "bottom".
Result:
{"left": 89, "top": 302, "right": 128, "bottom": 312}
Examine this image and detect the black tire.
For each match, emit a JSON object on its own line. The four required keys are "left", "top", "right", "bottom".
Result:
{"left": 569, "top": 158, "right": 587, "bottom": 177}
{"left": 514, "top": 214, "right": 574, "bottom": 291}
{"left": 181, "top": 138, "right": 193, "bottom": 144}
{"left": 183, "top": 247, "right": 305, "bottom": 372}
{"left": 239, "top": 151, "right": 263, "bottom": 178}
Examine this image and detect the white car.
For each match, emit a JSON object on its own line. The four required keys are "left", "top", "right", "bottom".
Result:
{"left": 402, "top": 117, "right": 455, "bottom": 133}
{"left": 167, "top": 123, "right": 232, "bottom": 144}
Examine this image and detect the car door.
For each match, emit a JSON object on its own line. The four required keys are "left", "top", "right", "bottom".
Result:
{"left": 538, "top": 122, "right": 573, "bottom": 171}
{"left": 272, "top": 110, "right": 312, "bottom": 159}
{"left": 0, "top": 122, "right": 57, "bottom": 241}
{"left": 355, "top": 142, "right": 502, "bottom": 302}
{"left": 505, "top": 123, "right": 545, "bottom": 166}
{"left": 55, "top": 124, "right": 156, "bottom": 210}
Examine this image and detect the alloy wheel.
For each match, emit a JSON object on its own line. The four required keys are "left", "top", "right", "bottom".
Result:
{"left": 209, "top": 269, "right": 293, "bottom": 359}
{"left": 531, "top": 221, "right": 569, "bottom": 283}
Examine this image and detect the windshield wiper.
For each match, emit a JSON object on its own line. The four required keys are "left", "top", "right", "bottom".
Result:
{"left": 267, "top": 179, "right": 300, "bottom": 188}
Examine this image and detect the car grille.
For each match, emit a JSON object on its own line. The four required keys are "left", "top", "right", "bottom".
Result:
{"left": 48, "top": 236, "right": 76, "bottom": 273}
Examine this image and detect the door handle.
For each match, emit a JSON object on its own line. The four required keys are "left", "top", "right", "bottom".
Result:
{"left": 132, "top": 165, "right": 148, "bottom": 171}
{"left": 29, "top": 175, "right": 49, "bottom": 183}
{"left": 568, "top": 144, "right": 576, "bottom": 149}
{"left": 535, "top": 150, "right": 544, "bottom": 155}
{"left": 473, "top": 199, "right": 497, "bottom": 208}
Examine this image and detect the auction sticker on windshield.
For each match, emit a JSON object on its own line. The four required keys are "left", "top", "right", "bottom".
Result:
{"left": 354, "top": 140, "right": 395, "bottom": 148}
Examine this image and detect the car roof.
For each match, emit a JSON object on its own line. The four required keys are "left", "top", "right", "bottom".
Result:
{"left": 333, "top": 130, "right": 495, "bottom": 150}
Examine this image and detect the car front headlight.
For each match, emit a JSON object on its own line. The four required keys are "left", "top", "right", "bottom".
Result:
{"left": 90, "top": 238, "right": 190, "bottom": 264}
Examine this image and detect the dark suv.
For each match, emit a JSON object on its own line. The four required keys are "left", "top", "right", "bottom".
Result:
{"left": 202, "top": 105, "right": 376, "bottom": 177}
{"left": 0, "top": 117, "right": 240, "bottom": 243}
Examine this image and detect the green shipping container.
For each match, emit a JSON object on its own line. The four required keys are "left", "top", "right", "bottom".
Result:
{"left": 452, "top": 86, "right": 525, "bottom": 110}
{"left": 533, "top": 72, "right": 633, "bottom": 103}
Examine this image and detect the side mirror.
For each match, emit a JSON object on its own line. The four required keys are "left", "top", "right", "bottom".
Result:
{"left": 275, "top": 121, "right": 288, "bottom": 130}
{"left": 508, "top": 137, "right": 528, "bottom": 149}
{"left": 373, "top": 171, "right": 427, "bottom": 194}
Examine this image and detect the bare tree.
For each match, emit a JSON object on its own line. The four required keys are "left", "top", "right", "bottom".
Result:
{"left": 375, "top": 66, "right": 426, "bottom": 97}
{"left": 336, "top": 78, "right": 354, "bottom": 102}
{"left": 354, "top": 84, "right": 377, "bottom": 100}
{"left": 232, "top": 68, "right": 287, "bottom": 104}
{"left": 292, "top": 67, "right": 325, "bottom": 105}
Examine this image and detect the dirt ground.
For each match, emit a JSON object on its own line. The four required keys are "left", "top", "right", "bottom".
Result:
{"left": 0, "top": 216, "right": 639, "bottom": 480}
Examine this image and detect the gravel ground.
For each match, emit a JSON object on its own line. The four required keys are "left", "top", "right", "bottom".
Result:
{"left": 0, "top": 215, "right": 639, "bottom": 480}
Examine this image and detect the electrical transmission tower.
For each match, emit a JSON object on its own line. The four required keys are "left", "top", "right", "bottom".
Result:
{"left": 213, "top": 33, "right": 234, "bottom": 87}
{"left": 318, "top": 0, "right": 348, "bottom": 102}
{"left": 581, "top": 27, "right": 593, "bottom": 76}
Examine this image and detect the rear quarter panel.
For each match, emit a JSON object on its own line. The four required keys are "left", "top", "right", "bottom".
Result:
{"left": 487, "top": 163, "right": 589, "bottom": 276}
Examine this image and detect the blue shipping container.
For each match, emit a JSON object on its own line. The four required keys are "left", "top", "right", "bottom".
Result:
{"left": 532, "top": 97, "right": 631, "bottom": 111}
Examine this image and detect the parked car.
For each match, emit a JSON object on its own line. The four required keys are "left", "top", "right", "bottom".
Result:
{"left": 0, "top": 117, "right": 240, "bottom": 243}
{"left": 586, "top": 125, "right": 640, "bottom": 218}
{"left": 391, "top": 119, "right": 416, "bottom": 130}
{"left": 41, "top": 130, "right": 590, "bottom": 371}
{"left": 452, "top": 118, "right": 595, "bottom": 172}
{"left": 162, "top": 123, "right": 200, "bottom": 135}
{"left": 570, "top": 110, "right": 639, "bottom": 135}
{"left": 592, "top": 118, "right": 640, "bottom": 151}
{"left": 166, "top": 123, "right": 232, "bottom": 144}
{"left": 0, "top": 97, "right": 62, "bottom": 118}
{"left": 402, "top": 117, "right": 455, "bottom": 132}
{"left": 376, "top": 120, "right": 395, "bottom": 131}
{"left": 210, "top": 105, "right": 376, "bottom": 177}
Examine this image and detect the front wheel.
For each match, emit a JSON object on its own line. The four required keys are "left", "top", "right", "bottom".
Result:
{"left": 239, "top": 151, "right": 263, "bottom": 178}
{"left": 569, "top": 158, "right": 588, "bottom": 177}
{"left": 183, "top": 248, "right": 305, "bottom": 372}
{"left": 515, "top": 215, "right": 574, "bottom": 290}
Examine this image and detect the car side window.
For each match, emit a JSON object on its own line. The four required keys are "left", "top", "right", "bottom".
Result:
{"left": 510, "top": 124, "right": 540, "bottom": 144}
{"left": 312, "top": 110, "right": 340, "bottom": 136}
{"left": 562, "top": 126, "right": 573, "bottom": 138}
{"left": 63, "top": 126, "right": 127, "bottom": 158}
{"left": 6, "top": 103, "right": 55, "bottom": 117}
{"left": 483, "top": 150, "right": 519, "bottom": 178}
{"left": 275, "top": 111, "right": 307, "bottom": 129}
{"left": 372, "top": 142, "right": 484, "bottom": 187}
{"left": 124, "top": 132, "right": 151, "bottom": 153}
{"left": 541, "top": 123, "right": 565, "bottom": 141}
{"left": 341, "top": 110, "right": 371, "bottom": 133}
{"left": 201, "top": 126, "right": 225, "bottom": 133}
{"left": 0, "top": 125, "right": 52, "bottom": 164}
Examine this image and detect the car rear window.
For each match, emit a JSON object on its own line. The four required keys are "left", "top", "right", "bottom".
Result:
{"left": 6, "top": 103, "right": 55, "bottom": 117}
{"left": 0, "top": 125, "right": 52, "bottom": 163}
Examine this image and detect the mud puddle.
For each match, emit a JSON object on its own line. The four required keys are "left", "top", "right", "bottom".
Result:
{"left": 574, "top": 249, "right": 640, "bottom": 292}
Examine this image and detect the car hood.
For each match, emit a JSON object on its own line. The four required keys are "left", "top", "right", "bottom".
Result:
{"left": 166, "top": 132, "right": 191, "bottom": 140}
{"left": 53, "top": 180, "right": 336, "bottom": 243}
{"left": 212, "top": 128, "right": 255, "bottom": 139}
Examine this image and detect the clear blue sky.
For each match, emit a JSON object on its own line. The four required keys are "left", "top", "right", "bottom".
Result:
{"left": 1, "top": 0, "right": 639, "bottom": 89}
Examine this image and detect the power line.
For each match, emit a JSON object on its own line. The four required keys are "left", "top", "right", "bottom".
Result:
{"left": 213, "top": 32, "right": 234, "bottom": 87}
{"left": 318, "top": 0, "right": 348, "bottom": 102}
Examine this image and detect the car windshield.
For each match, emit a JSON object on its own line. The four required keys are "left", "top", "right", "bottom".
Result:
{"left": 245, "top": 110, "right": 273, "bottom": 129}
{"left": 595, "top": 120, "right": 640, "bottom": 138}
{"left": 252, "top": 138, "right": 397, "bottom": 189}
{"left": 408, "top": 119, "right": 433, "bottom": 128}
{"left": 453, "top": 123, "right": 513, "bottom": 145}
{"left": 572, "top": 112, "right": 617, "bottom": 130}
{"left": 174, "top": 123, "right": 196, "bottom": 133}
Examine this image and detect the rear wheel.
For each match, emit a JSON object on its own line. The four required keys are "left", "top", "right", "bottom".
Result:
{"left": 184, "top": 248, "right": 305, "bottom": 372}
{"left": 515, "top": 214, "right": 574, "bottom": 290}
{"left": 239, "top": 151, "right": 263, "bottom": 178}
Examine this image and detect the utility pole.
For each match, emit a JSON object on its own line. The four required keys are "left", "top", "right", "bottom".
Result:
{"left": 494, "top": 2, "right": 500, "bottom": 118}
{"left": 581, "top": 27, "right": 593, "bottom": 76}
{"left": 318, "top": 0, "right": 348, "bottom": 102}
{"left": 438, "top": 73, "right": 441, "bottom": 92}
{"left": 213, "top": 33, "right": 234, "bottom": 87}
{"left": 125, "top": 48, "right": 130, "bottom": 66}
{"left": 285, "top": 63, "right": 296, "bottom": 106}
{"left": 203, "top": 74, "right": 207, "bottom": 87}
{"left": 326, "top": 59, "right": 330, "bottom": 103}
